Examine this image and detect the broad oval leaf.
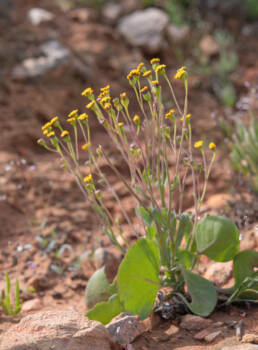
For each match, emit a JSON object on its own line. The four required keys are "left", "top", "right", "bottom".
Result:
{"left": 179, "top": 269, "right": 217, "bottom": 317}
{"left": 196, "top": 215, "right": 240, "bottom": 262}
{"left": 86, "top": 294, "right": 122, "bottom": 325}
{"left": 176, "top": 249, "right": 194, "bottom": 269}
{"left": 117, "top": 238, "right": 161, "bottom": 320}
{"left": 85, "top": 267, "right": 116, "bottom": 308}
{"left": 233, "top": 250, "right": 258, "bottom": 288}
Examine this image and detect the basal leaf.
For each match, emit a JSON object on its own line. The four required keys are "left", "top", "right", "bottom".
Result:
{"left": 196, "top": 215, "right": 240, "bottom": 262}
{"left": 117, "top": 238, "right": 161, "bottom": 320}
{"left": 85, "top": 267, "right": 116, "bottom": 308}
{"left": 179, "top": 269, "right": 217, "bottom": 317}
{"left": 176, "top": 249, "right": 194, "bottom": 269}
{"left": 175, "top": 213, "right": 193, "bottom": 249}
{"left": 233, "top": 250, "right": 258, "bottom": 288}
{"left": 86, "top": 294, "right": 122, "bottom": 325}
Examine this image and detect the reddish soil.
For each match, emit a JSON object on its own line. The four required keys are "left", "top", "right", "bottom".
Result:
{"left": 0, "top": 1, "right": 257, "bottom": 349}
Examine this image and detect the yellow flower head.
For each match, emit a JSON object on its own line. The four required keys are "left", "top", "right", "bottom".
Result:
{"left": 181, "top": 113, "right": 191, "bottom": 121}
{"left": 127, "top": 69, "right": 140, "bottom": 80}
{"left": 67, "top": 117, "right": 76, "bottom": 123}
{"left": 82, "top": 142, "right": 90, "bottom": 150}
{"left": 100, "top": 85, "right": 110, "bottom": 92}
{"left": 120, "top": 92, "right": 127, "bottom": 99}
{"left": 61, "top": 130, "right": 69, "bottom": 138}
{"left": 152, "top": 80, "right": 159, "bottom": 86}
{"left": 133, "top": 115, "right": 140, "bottom": 123}
{"left": 165, "top": 109, "right": 175, "bottom": 119}
{"left": 50, "top": 116, "right": 58, "bottom": 125}
{"left": 118, "top": 122, "right": 124, "bottom": 127}
{"left": 174, "top": 66, "right": 187, "bottom": 80}
{"left": 137, "top": 62, "right": 144, "bottom": 71}
{"left": 143, "top": 70, "right": 152, "bottom": 78}
{"left": 101, "top": 96, "right": 111, "bottom": 104}
{"left": 87, "top": 101, "right": 96, "bottom": 109}
{"left": 150, "top": 58, "right": 160, "bottom": 65}
{"left": 68, "top": 109, "right": 78, "bottom": 117}
{"left": 209, "top": 142, "right": 216, "bottom": 150}
{"left": 194, "top": 140, "right": 203, "bottom": 148}
{"left": 103, "top": 103, "right": 112, "bottom": 110}
{"left": 78, "top": 113, "right": 88, "bottom": 121}
{"left": 98, "top": 91, "right": 107, "bottom": 99}
{"left": 140, "top": 86, "right": 148, "bottom": 94}
{"left": 83, "top": 174, "right": 93, "bottom": 183}
{"left": 155, "top": 64, "right": 166, "bottom": 73}
{"left": 43, "top": 129, "right": 49, "bottom": 135}
{"left": 81, "top": 87, "right": 93, "bottom": 97}
{"left": 42, "top": 122, "right": 51, "bottom": 131}
{"left": 47, "top": 131, "right": 55, "bottom": 138}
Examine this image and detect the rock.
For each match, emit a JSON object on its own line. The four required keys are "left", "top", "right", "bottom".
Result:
{"left": 21, "top": 298, "right": 42, "bottom": 312}
{"left": 106, "top": 313, "right": 146, "bottom": 346}
{"left": 221, "top": 345, "right": 258, "bottom": 350}
{"left": 180, "top": 314, "right": 212, "bottom": 331}
{"left": 27, "top": 8, "right": 54, "bottom": 25}
{"left": 242, "top": 334, "right": 258, "bottom": 344}
{"left": 166, "top": 24, "right": 190, "bottom": 44}
{"left": 12, "top": 40, "right": 70, "bottom": 80}
{"left": 102, "top": 2, "right": 122, "bottom": 24}
{"left": 204, "top": 261, "right": 232, "bottom": 285}
{"left": 117, "top": 8, "right": 169, "bottom": 54}
{"left": 194, "top": 328, "right": 212, "bottom": 340}
{"left": 204, "top": 330, "right": 222, "bottom": 342}
{"left": 0, "top": 310, "right": 111, "bottom": 350}
{"left": 199, "top": 34, "right": 219, "bottom": 56}
{"left": 27, "top": 273, "right": 56, "bottom": 291}
{"left": 93, "top": 248, "right": 120, "bottom": 282}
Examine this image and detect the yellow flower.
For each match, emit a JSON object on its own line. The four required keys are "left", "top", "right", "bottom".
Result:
{"left": 43, "top": 129, "right": 49, "bottom": 135}
{"left": 118, "top": 122, "right": 124, "bottom": 127}
{"left": 50, "top": 116, "right": 58, "bottom": 125}
{"left": 100, "top": 85, "right": 110, "bottom": 92}
{"left": 81, "top": 88, "right": 93, "bottom": 97}
{"left": 78, "top": 113, "right": 88, "bottom": 121}
{"left": 68, "top": 109, "right": 78, "bottom": 117}
{"left": 127, "top": 69, "right": 140, "bottom": 80}
{"left": 61, "top": 130, "right": 69, "bottom": 138}
{"left": 152, "top": 80, "right": 159, "bottom": 86}
{"left": 140, "top": 86, "right": 148, "bottom": 94}
{"left": 174, "top": 66, "right": 186, "bottom": 80}
{"left": 165, "top": 109, "right": 175, "bottom": 119}
{"left": 209, "top": 142, "right": 216, "bottom": 150}
{"left": 98, "top": 91, "right": 107, "bottom": 99}
{"left": 83, "top": 174, "right": 92, "bottom": 183}
{"left": 101, "top": 96, "right": 111, "bottom": 104}
{"left": 42, "top": 122, "right": 51, "bottom": 131}
{"left": 103, "top": 103, "right": 112, "bottom": 110}
{"left": 137, "top": 62, "right": 144, "bottom": 71}
{"left": 194, "top": 140, "right": 203, "bottom": 148}
{"left": 47, "top": 131, "right": 55, "bottom": 138}
{"left": 67, "top": 117, "right": 76, "bottom": 123}
{"left": 120, "top": 92, "right": 127, "bottom": 99}
{"left": 143, "top": 70, "right": 152, "bottom": 78}
{"left": 180, "top": 113, "right": 191, "bottom": 121}
{"left": 133, "top": 115, "right": 140, "bottom": 123}
{"left": 150, "top": 58, "right": 160, "bottom": 64}
{"left": 155, "top": 64, "right": 166, "bottom": 73}
{"left": 86, "top": 101, "right": 96, "bottom": 109}
{"left": 82, "top": 142, "right": 90, "bottom": 150}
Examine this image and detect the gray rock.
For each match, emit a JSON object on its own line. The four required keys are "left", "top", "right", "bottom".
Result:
{"left": 166, "top": 24, "right": 190, "bottom": 44}
{"left": 117, "top": 8, "right": 169, "bottom": 54}
{"left": 12, "top": 40, "right": 70, "bottom": 80}
{"left": 27, "top": 7, "right": 54, "bottom": 25}
{"left": 0, "top": 310, "right": 111, "bottom": 350}
{"left": 220, "top": 345, "right": 258, "bottom": 350}
{"left": 102, "top": 2, "right": 122, "bottom": 24}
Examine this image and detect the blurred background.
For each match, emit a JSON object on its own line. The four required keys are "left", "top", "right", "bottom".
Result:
{"left": 0, "top": 0, "right": 257, "bottom": 320}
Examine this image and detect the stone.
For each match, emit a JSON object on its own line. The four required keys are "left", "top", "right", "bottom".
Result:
{"left": 166, "top": 24, "right": 190, "bottom": 44}
{"left": 27, "top": 8, "right": 54, "bottom": 25}
{"left": 199, "top": 34, "right": 219, "bottom": 56}
{"left": 12, "top": 40, "right": 70, "bottom": 80}
{"left": 180, "top": 314, "right": 212, "bottom": 331}
{"left": 242, "top": 334, "right": 258, "bottom": 344}
{"left": 0, "top": 310, "right": 111, "bottom": 350}
{"left": 106, "top": 313, "right": 146, "bottom": 346}
{"left": 117, "top": 8, "right": 169, "bottom": 54}
{"left": 21, "top": 298, "right": 42, "bottom": 312}
{"left": 221, "top": 345, "right": 258, "bottom": 350}
{"left": 204, "top": 261, "right": 232, "bottom": 285}
{"left": 27, "top": 273, "right": 56, "bottom": 291}
{"left": 204, "top": 330, "right": 222, "bottom": 342}
{"left": 102, "top": 2, "right": 122, "bottom": 24}
{"left": 194, "top": 328, "right": 212, "bottom": 340}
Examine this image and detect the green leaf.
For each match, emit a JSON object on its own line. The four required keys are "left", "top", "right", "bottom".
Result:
{"left": 176, "top": 249, "right": 194, "bottom": 269}
{"left": 196, "top": 215, "right": 240, "bottom": 262}
{"left": 85, "top": 267, "right": 116, "bottom": 308}
{"left": 117, "top": 238, "right": 161, "bottom": 320}
{"left": 86, "top": 294, "right": 122, "bottom": 325}
{"left": 14, "top": 279, "right": 22, "bottom": 315}
{"left": 146, "top": 225, "right": 157, "bottom": 240}
{"left": 179, "top": 269, "right": 217, "bottom": 317}
{"left": 136, "top": 206, "right": 152, "bottom": 225}
{"left": 233, "top": 250, "right": 258, "bottom": 288}
{"left": 175, "top": 213, "right": 193, "bottom": 249}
